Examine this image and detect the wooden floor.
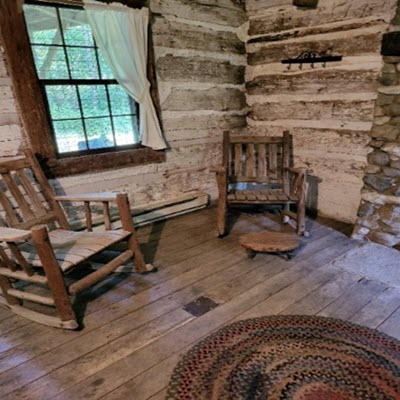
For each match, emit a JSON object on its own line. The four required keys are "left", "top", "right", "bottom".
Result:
{"left": 0, "top": 207, "right": 399, "bottom": 400}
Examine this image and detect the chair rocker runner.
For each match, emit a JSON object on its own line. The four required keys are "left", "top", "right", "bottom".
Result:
{"left": 215, "top": 131, "right": 308, "bottom": 237}
{"left": 0, "top": 150, "right": 153, "bottom": 329}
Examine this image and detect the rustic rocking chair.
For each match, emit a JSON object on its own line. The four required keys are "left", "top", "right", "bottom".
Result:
{"left": 215, "top": 131, "right": 308, "bottom": 237}
{"left": 0, "top": 151, "right": 152, "bottom": 329}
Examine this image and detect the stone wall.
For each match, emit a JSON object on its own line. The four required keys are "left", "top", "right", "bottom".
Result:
{"left": 353, "top": 9, "right": 400, "bottom": 248}
{"left": 0, "top": 0, "right": 247, "bottom": 206}
{"left": 245, "top": 0, "right": 398, "bottom": 223}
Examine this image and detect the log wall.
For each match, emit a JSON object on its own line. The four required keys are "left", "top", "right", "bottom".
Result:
{"left": 0, "top": 0, "right": 247, "bottom": 207}
{"left": 245, "top": 0, "right": 398, "bottom": 223}
{"left": 2, "top": 0, "right": 398, "bottom": 227}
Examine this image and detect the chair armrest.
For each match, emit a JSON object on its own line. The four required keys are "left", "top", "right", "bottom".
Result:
{"left": 286, "top": 167, "right": 309, "bottom": 198}
{"left": 0, "top": 227, "right": 31, "bottom": 242}
{"left": 55, "top": 192, "right": 129, "bottom": 232}
{"left": 55, "top": 192, "right": 121, "bottom": 203}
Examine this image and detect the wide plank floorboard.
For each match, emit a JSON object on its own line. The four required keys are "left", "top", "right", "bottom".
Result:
{"left": 0, "top": 208, "right": 398, "bottom": 400}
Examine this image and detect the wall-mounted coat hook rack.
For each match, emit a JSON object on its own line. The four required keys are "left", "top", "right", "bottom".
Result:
{"left": 282, "top": 51, "right": 342, "bottom": 70}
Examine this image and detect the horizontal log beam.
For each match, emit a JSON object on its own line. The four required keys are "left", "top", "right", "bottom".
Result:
{"left": 248, "top": 30, "right": 382, "bottom": 65}
{"left": 150, "top": 0, "right": 246, "bottom": 27}
{"left": 249, "top": 0, "right": 393, "bottom": 35}
{"left": 162, "top": 114, "right": 246, "bottom": 132}
{"left": 157, "top": 55, "right": 244, "bottom": 84}
{"left": 162, "top": 88, "right": 247, "bottom": 111}
{"left": 249, "top": 99, "right": 374, "bottom": 122}
{"left": 153, "top": 17, "right": 245, "bottom": 54}
{"left": 246, "top": 69, "right": 379, "bottom": 96}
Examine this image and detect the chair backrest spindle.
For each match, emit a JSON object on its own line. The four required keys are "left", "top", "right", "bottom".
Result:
{"left": 0, "top": 151, "right": 70, "bottom": 231}
{"left": 222, "top": 131, "right": 293, "bottom": 187}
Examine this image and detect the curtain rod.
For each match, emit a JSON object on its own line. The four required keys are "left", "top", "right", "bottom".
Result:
{"left": 28, "top": 0, "right": 147, "bottom": 6}
{"left": 30, "top": 0, "right": 84, "bottom": 5}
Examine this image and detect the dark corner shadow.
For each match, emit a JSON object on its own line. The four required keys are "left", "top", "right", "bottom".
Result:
{"left": 71, "top": 271, "right": 133, "bottom": 329}
{"left": 139, "top": 215, "right": 167, "bottom": 264}
{"left": 69, "top": 208, "right": 166, "bottom": 329}
{"left": 70, "top": 213, "right": 169, "bottom": 328}
{"left": 224, "top": 208, "right": 243, "bottom": 236}
{"left": 226, "top": 204, "right": 272, "bottom": 235}
{"left": 304, "top": 174, "right": 322, "bottom": 235}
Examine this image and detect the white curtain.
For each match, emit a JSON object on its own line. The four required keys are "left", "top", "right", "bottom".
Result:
{"left": 83, "top": 0, "right": 167, "bottom": 150}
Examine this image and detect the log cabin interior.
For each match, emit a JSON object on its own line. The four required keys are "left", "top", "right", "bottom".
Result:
{"left": 0, "top": 0, "right": 399, "bottom": 399}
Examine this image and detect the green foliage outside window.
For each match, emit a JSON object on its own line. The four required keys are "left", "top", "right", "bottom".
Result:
{"left": 24, "top": 3, "right": 139, "bottom": 154}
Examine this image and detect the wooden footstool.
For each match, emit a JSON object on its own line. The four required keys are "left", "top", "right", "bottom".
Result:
{"left": 239, "top": 231, "right": 300, "bottom": 260}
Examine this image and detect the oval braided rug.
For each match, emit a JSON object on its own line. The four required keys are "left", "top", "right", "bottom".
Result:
{"left": 166, "top": 315, "right": 400, "bottom": 400}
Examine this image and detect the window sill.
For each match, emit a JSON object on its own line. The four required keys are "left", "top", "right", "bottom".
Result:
{"left": 39, "top": 147, "right": 166, "bottom": 178}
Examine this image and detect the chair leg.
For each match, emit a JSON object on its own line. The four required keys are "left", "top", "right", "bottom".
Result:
{"left": 297, "top": 203, "right": 306, "bottom": 236}
{"left": 217, "top": 198, "right": 227, "bottom": 237}
{"left": 31, "top": 226, "right": 77, "bottom": 326}
{"left": 116, "top": 194, "right": 156, "bottom": 274}
{"left": 0, "top": 275, "right": 21, "bottom": 306}
{"left": 282, "top": 204, "right": 290, "bottom": 224}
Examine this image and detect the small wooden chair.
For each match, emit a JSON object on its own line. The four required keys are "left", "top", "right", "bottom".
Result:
{"left": 0, "top": 151, "right": 152, "bottom": 329}
{"left": 215, "top": 131, "right": 308, "bottom": 237}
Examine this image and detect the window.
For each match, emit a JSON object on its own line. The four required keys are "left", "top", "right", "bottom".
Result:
{"left": 23, "top": 2, "right": 140, "bottom": 156}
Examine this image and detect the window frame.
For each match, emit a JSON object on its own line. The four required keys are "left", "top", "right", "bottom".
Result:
{"left": 0, "top": 0, "right": 165, "bottom": 178}
{"left": 26, "top": 0, "right": 142, "bottom": 158}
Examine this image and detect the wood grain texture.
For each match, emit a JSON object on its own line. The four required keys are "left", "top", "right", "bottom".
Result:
{"left": 157, "top": 55, "right": 245, "bottom": 84}
{"left": 246, "top": 69, "right": 379, "bottom": 96}
{"left": 244, "top": 0, "right": 396, "bottom": 226}
{"left": 0, "top": 209, "right": 397, "bottom": 400}
{"left": 239, "top": 231, "right": 300, "bottom": 252}
{"left": 248, "top": 0, "right": 395, "bottom": 35}
{"left": 248, "top": 30, "right": 383, "bottom": 66}
{"left": 150, "top": 0, "right": 246, "bottom": 27}
{"left": 0, "top": 0, "right": 54, "bottom": 159}
{"left": 162, "top": 87, "right": 246, "bottom": 112}
{"left": 0, "top": 0, "right": 245, "bottom": 217}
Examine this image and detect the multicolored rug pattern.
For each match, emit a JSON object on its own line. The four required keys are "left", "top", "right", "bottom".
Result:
{"left": 166, "top": 315, "right": 400, "bottom": 400}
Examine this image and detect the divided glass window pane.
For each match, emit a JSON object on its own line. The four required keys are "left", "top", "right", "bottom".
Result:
{"left": 86, "top": 117, "right": 115, "bottom": 149}
{"left": 66, "top": 48, "right": 99, "bottom": 79}
{"left": 53, "top": 119, "right": 87, "bottom": 153}
{"left": 45, "top": 85, "right": 81, "bottom": 120}
{"left": 24, "top": 5, "right": 63, "bottom": 45}
{"left": 98, "top": 52, "right": 114, "bottom": 79}
{"left": 31, "top": 46, "right": 69, "bottom": 79}
{"left": 23, "top": 3, "right": 140, "bottom": 155}
{"left": 114, "top": 116, "right": 139, "bottom": 146}
{"left": 59, "top": 8, "right": 94, "bottom": 47}
{"left": 109, "top": 85, "right": 137, "bottom": 116}
{"left": 79, "top": 85, "right": 109, "bottom": 118}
